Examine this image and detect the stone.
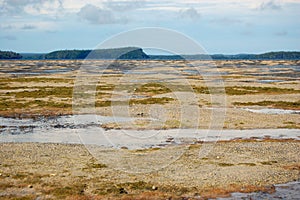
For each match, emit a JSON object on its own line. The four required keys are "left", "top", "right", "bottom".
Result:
{"left": 152, "top": 185, "right": 158, "bottom": 190}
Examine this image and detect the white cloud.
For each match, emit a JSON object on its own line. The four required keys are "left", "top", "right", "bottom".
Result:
{"left": 23, "top": 0, "right": 64, "bottom": 16}
{"left": 1, "top": 0, "right": 298, "bottom": 19}
{"left": 104, "top": 0, "right": 146, "bottom": 11}
{"left": 0, "top": 21, "right": 57, "bottom": 31}
{"left": 0, "top": 0, "right": 64, "bottom": 16}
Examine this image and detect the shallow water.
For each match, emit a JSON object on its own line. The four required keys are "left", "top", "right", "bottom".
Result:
{"left": 217, "top": 180, "right": 300, "bottom": 200}
{"left": 0, "top": 115, "right": 299, "bottom": 149}
{"left": 3, "top": 68, "right": 75, "bottom": 75}
{"left": 243, "top": 108, "right": 300, "bottom": 115}
{"left": 257, "top": 79, "right": 283, "bottom": 83}
{"left": 1, "top": 115, "right": 299, "bottom": 197}
{"left": 0, "top": 115, "right": 133, "bottom": 135}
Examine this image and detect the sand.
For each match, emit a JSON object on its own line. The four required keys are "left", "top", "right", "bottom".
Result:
{"left": 0, "top": 141, "right": 299, "bottom": 199}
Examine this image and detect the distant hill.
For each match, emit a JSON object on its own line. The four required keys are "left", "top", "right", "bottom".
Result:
{"left": 21, "top": 53, "right": 46, "bottom": 60}
{"left": 1, "top": 48, "right": 300, "bottom": 60}
{"left": 211, "top": 51, "right": 300, "bottom": 60}
{"left": 256, "top": 51, "right": 300, "bottom": 60}
{"left": 0, "top": 50, "right": 22, "bottom": 59}
{"left": 149, "top": 51, "right": 300, "bottom": 60}
{"left": 44, "top": 47, "right": 149, "bottom": 60}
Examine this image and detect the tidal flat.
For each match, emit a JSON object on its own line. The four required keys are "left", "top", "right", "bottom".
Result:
{"left": 0, "top": 59, "right": 299, "bottom": 129}
{"left": 0, "top": 59, "right": 299, "bottom": 199}
{"left": 0, "top": 141, "right": 299, "bottom": 199}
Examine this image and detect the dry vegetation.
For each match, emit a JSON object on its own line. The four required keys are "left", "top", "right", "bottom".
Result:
{"left": 0, "top": 60, "right": 299, "bottom": 199}
{"left": 0, "top": 60, "right": 299, "bottom": 128}
{"left": 0, "top": 141, "right": 299, "bottom": 199}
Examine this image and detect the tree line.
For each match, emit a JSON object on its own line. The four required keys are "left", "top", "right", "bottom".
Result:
{"left": 1, "top": 49, "right": 300, "bottom": 60}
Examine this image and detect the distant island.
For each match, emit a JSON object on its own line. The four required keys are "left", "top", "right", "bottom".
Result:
{"left": 0, "top": 48, "right": 300, "bottom": 60}
{"left": 0, "top": 50, "right": 22, "bottom": 59}
{"left": 149, "top": 51, "right": 300, "bottom": 60}
{"left": 20, "top": 47, "right": 149, "bottom": 60}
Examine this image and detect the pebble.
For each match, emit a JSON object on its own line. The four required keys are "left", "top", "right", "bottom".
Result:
{"left": 119, "top": 188, "right": 128, "bottom": 194}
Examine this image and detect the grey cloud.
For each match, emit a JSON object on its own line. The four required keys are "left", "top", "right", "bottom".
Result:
{"left": 241, "top": 31, "right": 253, "bottom": 36}
{"left": 78, "top": 4, "right": 126, "bottom": 24}
{"left": 0, "top": 25, "right": 14, "bottom": 30}
{"left": 1, "top": 0, "right": 39, "bottom": 15}
{"left": 210, "top": 17, "right": 243, "bottom": 25}
{"left": 275, "top": 31, "right": 288, "bottom": 36}
{"left": 104, "top": 0, "right": 146, "bottom": 12}
{"left": 180, "top": 8, "right": 201, "bottom": 21}
{"left": 22, "top": 24, "right": 37, "bottom": 30}
{"left": 0, "top": 35, "right": 17, "bottom": 40}
{"left": 0, "top": 0, "right": 64, "bottom": 16}
{"left": 258, "top": 1, "right": 281, "bottom": 10}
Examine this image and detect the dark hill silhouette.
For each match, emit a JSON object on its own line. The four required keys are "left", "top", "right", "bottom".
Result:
{"left": 1, "top": 48, "right": 299, "bottom": 60}
{"left": 0, "top": 50, "right": 22, "bottom": 59}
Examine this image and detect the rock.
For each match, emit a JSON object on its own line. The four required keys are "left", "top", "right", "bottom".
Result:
{"left": 166, "top": 137, "right": 174, "bottom": 143}
{"left": 152, "top": 185, "right": 158, "bottom": 190}
{"left": 119, "top": 188, "right": 128, "bottom": 194}
{"left": 28, "top": 185, "right": 33, "bottom": 188}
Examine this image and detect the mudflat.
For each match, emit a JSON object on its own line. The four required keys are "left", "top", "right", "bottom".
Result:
{"left": 0, "top": 141, "right": 299, "bottom": 199}
{"left": 0, "top": 59, "right": 299, "bottom": 199}
{"left": 0, "top": 60, "right": 299, "bottom": 129}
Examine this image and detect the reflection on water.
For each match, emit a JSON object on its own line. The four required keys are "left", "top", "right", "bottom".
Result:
{"left": 0, "top": 115, "right": 299, "bottom": 149}
{"left": 243, "top": 108, "right": 300, "bottom": 115}
{"left": 257, "top": 79, "right": 283, "bottom": 83}
{"left": 0, "top": 115, "right": 133, "bottom": 135}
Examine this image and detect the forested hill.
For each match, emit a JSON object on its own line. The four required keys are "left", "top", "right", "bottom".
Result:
{"left": 255, "top": 51, "right": 300, "bottom": 60}
{"left": 17, "top": 47, "right": 149, "bottom": 60}
{"left": 150, "top": 51, "right": 300, "bottom": 60}
{"left": 44, "top": 47, "right": 149, "bottom": 60}
{"left": 1, "top": 48, "right": 300, "bottom": 60}
{"left": 211, "top": 51, "right": 300, "bottom": 60}
{"left": 0, "top": 50, "right": 22, "bottom": 59}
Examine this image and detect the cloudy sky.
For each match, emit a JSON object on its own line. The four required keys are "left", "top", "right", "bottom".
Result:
{"left": 0, "top": 0, "right": 299, "bottom": 54}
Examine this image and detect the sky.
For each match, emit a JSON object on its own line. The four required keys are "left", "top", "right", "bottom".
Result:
{"left": 0, "top": 0, "right": 299, "bottom": 54}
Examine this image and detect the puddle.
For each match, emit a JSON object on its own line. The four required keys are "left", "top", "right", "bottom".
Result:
{"left": 257, "top": 79, "right": 283, "bottom": 83}
{"left": 0, "top": 114, "right": 299, "bottom": 149}
{"left": 4, "top": 68, "right": 75, "bottom": 75}
{"left": 243, "top": 108, "right": 300, "bottom": 115}
{"left": 217, "top": 180, "right": 300, "bottom": 200}
{"left": 0, "top": 115, "right": 134, "bottom": 135}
